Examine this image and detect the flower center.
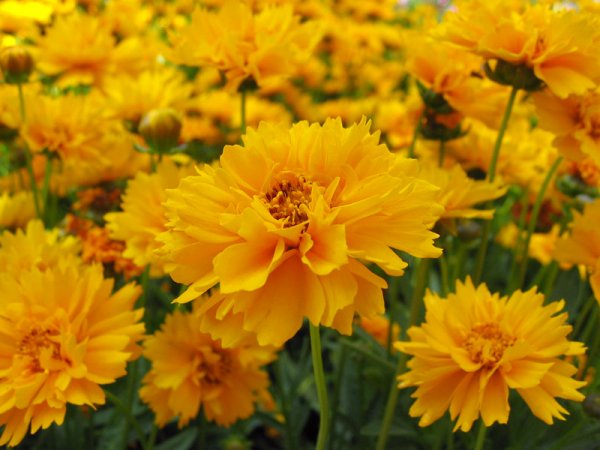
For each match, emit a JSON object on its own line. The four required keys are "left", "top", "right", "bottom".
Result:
{"left": 197, "top": 346, "right": 233, "bottom": 386}
{"left": 263, "top": 175, "right": 312, "bottom": 228}
{"left": 462, "top": 323, "right": 515, "bottom": 369}
{"left": 17, "top": 327, "right": 61, "bottom": 373}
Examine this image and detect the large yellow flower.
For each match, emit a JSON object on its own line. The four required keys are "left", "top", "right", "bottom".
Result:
{"left": 534, "top": 88, "right": 600, "bottom": 167}
{"left": 158, "top": 118, "right": 443, "bottom": 346}
{"left": 439, "top": 0, "right": 600, "bottom": 97}
{"left": 554, "top": 200, "right": 600, "bottom": 302}
{"left": 0, "top": 263, "right": 144, "bottom": 447}
{"left": 105, "top": 158, "right": 196, "bottom": 276}
{"left": 167, "top": 0, "right": 322, "bottom": 91}
{"left": 396, "top": 278, "right": 586, "bottom": 432}
{"left": 139, "top": 305, "right": 275, "bottom": 428}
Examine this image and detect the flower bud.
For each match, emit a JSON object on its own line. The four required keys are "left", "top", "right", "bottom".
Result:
{"left": 0, "top": 46, "right": 34, "bottom": 84}
{"left": 138, "top": 108, "right": 182, "bottom": 154}
{"left": 584, "top": 393, "right": 600, "bottom": 419}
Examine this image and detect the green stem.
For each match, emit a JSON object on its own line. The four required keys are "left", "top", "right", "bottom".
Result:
{"left": 487, "top": 87, "right": 518, "bottom": 183}
{"left": 385, "top": 276, "right": 401, "bottom": 356}
{"left": 407, "top": 111, "right": 423, "bottom": 159}
{"left": 146, "top": 425, "right": 158, "bottom": 450}
{"left": 329, "top": 345, "right": 348, "bottom": 450}
{"left": 105, "top": 391, "right": 149, "bottom": 450}
{"left": 310, "top": 323, "right": 330, "bottom": 450}
{"left": 516, "top": 156, "right": 563, "bottom": 289}
{"left": 196, "top": 414, "right": 206, "bottom": 450}
{"left": 40, "top": 156, "right": 52, "bottom": 222}
{"left": 376, "top": 258, "right": 431, "bottom": 450}
{"left": 506, "top": 189, "right": 530, "bottom": 291}
{"left": 274, "top": 358, "right": 300, "bottom": 450}
{"left": 473, "top": 87, "right": 518, "bottom": 283}
{"left": 17, "top": 83, "right": 42, "bottom": 220}
{"left": 473, "top": 420, "right": 487, "bottom": 450}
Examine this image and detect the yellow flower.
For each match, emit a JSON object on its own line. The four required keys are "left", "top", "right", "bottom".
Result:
{"left": 139, "top": 306, "right": 275, "bottom": 428}
{"left": 167, "top": 0, "right": 321, "bottom": 91}
{"left": 0, "top": 191, "right": 36, "bottom": 229}
{"left": 35, "top": 12, "right": 155, "bottom": 86}
{"left": 105, "top": 158, "right": 196, "bottom": 276}
{"left": 554, "top": 200, "right": 600, "bottom": 302}
{"left": 396, "top": 278, "right": 586, "bottom": 432}
{"left": 21, "top": 93, "right": 120, "bottom": 163}
{"left": 0, "top": 1, "right": 53, "bottom": 35}
{"left": 158, "top": 118, "right": 443, "bottom": 346}
{"left": 534, "top": 88, "right": 600, "bottom": 167}
{"left": 405, "top": 161, "right": 507, "bottom": 221}
{"left": 0, "top": 263, "right": 144, "bottom": 447}
{"left": 407, "top": 36, "right": 510, "bottom": 129}
{"left": 439, "top": 1, "right": 600, "bottom": 97}
{"left": 0, "top": 220, "right": 80, "bottom": 278}
{"left": 102, "top": 66, "right": 192, "bottom": 123}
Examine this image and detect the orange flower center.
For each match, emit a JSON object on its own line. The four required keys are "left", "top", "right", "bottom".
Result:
{"left": 17, "top": 327, "right": 61, "bottom": 373}
{"left": 462, "top": 323, "right": 515, "bottom": 369}
{"left": 197, "top": 346, "right": 233, "bottom": 385}
{"left": 263, "top": 175, "right": 312, "bottom": 228}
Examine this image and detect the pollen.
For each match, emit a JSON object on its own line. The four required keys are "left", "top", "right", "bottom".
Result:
{"left": 462, "top": 323, "right": 516, "bottom": 369}
{"left": 263, "top": 175, "right": 312, "bottom": 228}
{"left": 17, "top": 327, "right": 62, "bottom": 373}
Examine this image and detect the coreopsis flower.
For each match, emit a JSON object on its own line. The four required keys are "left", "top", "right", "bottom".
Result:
{"left": 407, "top": 36, "right": 510, "bottom": 129}
{"left": 403, "top": 161, "right": 507, "bottom": 221}
{"left": 20, "top": 93, "right": 122, "bottom": 164}
{"left": 439, "top": 0, "right": 600, "bottom": 97}
{"left": 0, "top": 263, "right": 144, "bottom": 446}
{"left": 0, "top": 191, "right": 36, "bottom": 229}
{"left": 0, "top": 220, "right": 81, "bottom": 278}
{"left": 101, "top": 66, "right": 192, "bottom": 124}
{"left": 167, "top": 0, "right": 322, "bottom": 91}
{"left": 554, "top": 200, "right": 600, "bottom": 302}
{"left": 105, "top": 158, "right": 195, "bottom": 276}
{"left": 534, "top": 88, "right": 600, "bottom": 167}
{"left": 396, "top": 278, "right": 586, "bottom": 432}
{"left": 139, "top": 306, "right": 275, "bottom": 428}
{"left": 35, "top": 12, "right": 155, "bottom": 86}
{"left": 158, "top": 118, "right": 443, "bottom": 346}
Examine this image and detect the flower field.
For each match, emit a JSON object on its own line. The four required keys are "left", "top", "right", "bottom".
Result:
{"left": 1, "top": 0, "right": 600, "bottom": 449}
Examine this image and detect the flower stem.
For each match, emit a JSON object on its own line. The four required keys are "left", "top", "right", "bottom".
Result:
{"left": 17, "top": 82, "right": 42, "bottom": 220}
{"left": 376, "top": 258, "right": 431, "bottom": 450}
{"left": 473, "top": 420, "right": 487, "bottom": 450}
{"left": 473, "top": 87, "right": 519, "bottom": 283}
{"left": 487, "top": 87, "right": 518, "bottom": 183}
{"left": 515, "top": 156, "right": 563, "bottom": 289}
{"left": 310, "top": 323, "right": 330, "bottom": 450}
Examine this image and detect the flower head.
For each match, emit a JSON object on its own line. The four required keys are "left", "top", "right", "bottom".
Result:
{"left": 396, "top": 278, "right": 586, "bottom": 432}
{"left": 105, "top": 158, "right": 195, "bottom": 276}
{"left": 167, "top": 0, "right": 322, "bottom": 91}
{"left": 0, "top": 263, "right": 144, "bottom": 446}
{"left": 159, "top": 118, "right": 442, "bottom": 346}
{"left": 439, "top": 1, "right": 600, "bottom": 97}
{"left": 554, "top": 200, "right": 600, "bottom": 301}
{"left": 139, "top": 305, "right": 275, "bottom": 428}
